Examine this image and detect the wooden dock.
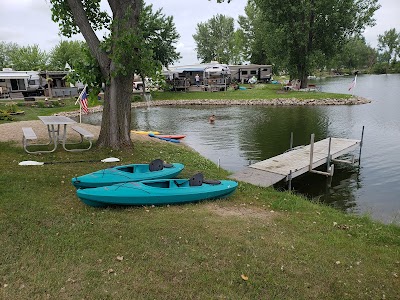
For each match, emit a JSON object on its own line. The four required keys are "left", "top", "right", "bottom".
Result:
{"left": 230, "top": 136, "right": 361, "bottom": 187}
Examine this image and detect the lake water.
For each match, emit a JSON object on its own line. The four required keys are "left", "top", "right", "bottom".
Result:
{"left": 84, "top": 74, "right": 400, "bottom": 224}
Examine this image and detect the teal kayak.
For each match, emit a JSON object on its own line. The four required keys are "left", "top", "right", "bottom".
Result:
{"left": 72, "top": 159, "right": 184, "bottom": 189}
{"left": 76, "top": 173, "right": 238, "bottom": 207}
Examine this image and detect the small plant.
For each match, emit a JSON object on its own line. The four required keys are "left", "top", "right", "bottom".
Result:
{"left": 132, "top": 95, "right": 142, "bottom": 102}
{"left": 4, "top": 102, "right": 18, "bottom": 113}
{"left": 0, "top": 110, "right": 14, "bottom": 121}
{"left": 37, "top": 101, "right": 46, "bottom": 108}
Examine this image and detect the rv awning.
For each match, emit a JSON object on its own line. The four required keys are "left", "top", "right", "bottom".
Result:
{"left": 0, "top": 73, "right": 30, "bottom": 79}
{"left": 173, "top": 67, "right": 205, "bottom": 72}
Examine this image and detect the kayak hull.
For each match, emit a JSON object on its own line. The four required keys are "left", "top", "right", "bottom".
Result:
{"left": 155, "top": 135, "right": 186, "bottom": 140}
{"left": 131, "top": 130, "right": 160, "bottom": 135}
{"left": 76, "top": 179, "right": 238, "bottom": 207}
{"left": 71, "top": 163, "right": 184, "bottom": 189}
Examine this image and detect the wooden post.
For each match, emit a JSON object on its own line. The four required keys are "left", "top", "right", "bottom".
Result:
{"left": 289, "top": 132, "right": 293, "bottom": 150}
{"left": 288, "top": 170, "right": 292, "bottom": 191}
{"left": 327, "top": 137, "right": 332, "bottom": 172}
{"left": 309, "top": 134, "right": 315, "bottom": 171}
{"left": 358, "top": 126, "right": 364, "bottom": 166}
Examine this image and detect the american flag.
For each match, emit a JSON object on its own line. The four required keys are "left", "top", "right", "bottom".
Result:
{"left": 348, "top": 74, "right": 357, "bottom": 91}
{"left": 80, "top": 88, "right": 89, "bottom": 114}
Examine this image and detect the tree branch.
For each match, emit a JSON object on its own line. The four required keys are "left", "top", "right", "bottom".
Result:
{"left": 66, "top": 0, "right": 110, "bottom": 76}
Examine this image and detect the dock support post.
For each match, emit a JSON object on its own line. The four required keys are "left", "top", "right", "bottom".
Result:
{"left": 358, "top": 126, "right": 364, "bottom": 166}
{"left": 309, "top": 134, "right": 315, "bottom": 171}
{"left": 327, "top": 137, "right": 332, "bottom": 172}
{"left": 287, "top": 170, "right": 292, "bottom": 191}
{"left": 218, "top": 157, "right": 220, "bottom": 169}
{"left": 289, "top": 132, "right": 293, "bottom": 150}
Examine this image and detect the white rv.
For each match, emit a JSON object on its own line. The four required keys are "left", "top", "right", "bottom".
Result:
{"left": 229, "top": 64, "right": 272, "bottom": 83}
{"left": 0, "top": 69, "right": 45, "bottom": 96}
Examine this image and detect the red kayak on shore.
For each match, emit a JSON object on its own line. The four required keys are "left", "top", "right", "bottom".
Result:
{"left": 154, "top": 134, "right": 186, "bottom": 140}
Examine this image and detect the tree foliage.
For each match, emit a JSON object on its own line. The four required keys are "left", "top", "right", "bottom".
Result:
{"left": 48, "top": 40, "right": 87, "bottom": 70}
{"left": 6, "top": 44, "right": 48, "bottom": 71}
{"left": 237, "top": 0, "right": 271, "bottom": 65}
{"left": 329, "top": 36, "right": 377, "bottom": 71}
{"left": 0, "top": 42, "right": 19, "bottom": 70}
{"left": 377, "top": 28, "right": 400, "bottom": 64}
{"left": 193, "top": 14, "right": 244, "bottom": 64}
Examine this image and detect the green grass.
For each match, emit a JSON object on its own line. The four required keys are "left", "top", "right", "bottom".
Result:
{"left": 152, "top": 84, "right": 350, "bottom": 101}
{"left": 1, "top": 137, "right": 399, "bottom": 299}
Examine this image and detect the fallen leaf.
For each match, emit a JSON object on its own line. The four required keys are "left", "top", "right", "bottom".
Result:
{"left": 116, "top": 256, "right": 124, "bottom": 261}
{"left": 241, "top": 274, "right": 249, "bottom": 281}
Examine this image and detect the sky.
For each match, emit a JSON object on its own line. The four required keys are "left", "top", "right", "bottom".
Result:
{"left": 0, "top": 0, "right": 399, "bottom": 66}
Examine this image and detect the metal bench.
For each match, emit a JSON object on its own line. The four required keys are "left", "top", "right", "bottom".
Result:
{"left": 63, "top": 126, "right": 94, "bottom": 152}
{"left": 22, "top": 127, "right": 56, "bottom": 154}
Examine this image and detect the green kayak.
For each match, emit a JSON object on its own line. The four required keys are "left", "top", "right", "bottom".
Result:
{"left": 72, "top": 159, "right": 184, "bottom": 189}
{"left": 76, "top": 173, "right": 238, "bottom": 207}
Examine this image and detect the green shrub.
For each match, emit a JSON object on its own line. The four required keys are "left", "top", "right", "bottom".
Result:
{"left": 132, "top": 95, "right": 142, "bottom": 102}
{"left": 0, "top": 110, "right": 14, "bottom": 121}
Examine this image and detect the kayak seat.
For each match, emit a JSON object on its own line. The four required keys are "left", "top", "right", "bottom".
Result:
{"left": 189, "top": 173, "right": 204, "bottom": 186}
{"left": 163, "top": 163, "right": 173, "bottom": 168}
{"left": 149, "top": 159, "right": 164, "bottom": 172}
{"left": 203, "top": 179, "right": 221, "bottom": 185}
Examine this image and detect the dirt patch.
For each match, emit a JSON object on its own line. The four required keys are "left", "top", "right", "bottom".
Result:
{"left": 205, "top": 203, "right": 278, "bottom": 221}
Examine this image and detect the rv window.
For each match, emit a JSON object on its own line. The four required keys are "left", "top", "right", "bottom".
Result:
{"left": 28, "top": 80, "right": 35, "bottom": 85}
{"left": 0, "top": 79, "right": 5, "bottom": 83}
{"left": 241, "top": 71, "right": 248, "bottom": 75}
{"left": 250, "top": 70, "right": 257, "bottom": 74}
{"left": 262, "top": 68, "right": 270, "bottom": 71}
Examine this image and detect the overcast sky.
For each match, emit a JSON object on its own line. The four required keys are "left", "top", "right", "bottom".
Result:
{"left": 0, "top": 0, "right": 399, "bottom": 66}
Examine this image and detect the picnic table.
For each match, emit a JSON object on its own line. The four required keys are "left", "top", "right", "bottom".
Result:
{"left": 22, "top": 116, "right": 94, "bottom": 153}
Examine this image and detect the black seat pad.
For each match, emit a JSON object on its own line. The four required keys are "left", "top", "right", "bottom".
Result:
{"left": 149, "top": 159, "right": 164, "bottom": 172}
{"left": 203, "top": 179, "right": 221, "bottom": 185}
{"left": 189, "top": 173, "right": 204, "bottom": 186}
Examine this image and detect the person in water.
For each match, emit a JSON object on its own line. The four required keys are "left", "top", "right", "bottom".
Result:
{"left": 209, "top": 114, "right": 215, "bottom": 123}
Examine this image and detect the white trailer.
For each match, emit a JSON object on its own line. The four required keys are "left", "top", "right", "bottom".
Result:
{"left": 229, "top": 64, "right": 272, "bottom": 83}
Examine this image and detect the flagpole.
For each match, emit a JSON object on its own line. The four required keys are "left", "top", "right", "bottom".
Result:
{"left": 76, "top": 85, "right": 87, "bottom": 123}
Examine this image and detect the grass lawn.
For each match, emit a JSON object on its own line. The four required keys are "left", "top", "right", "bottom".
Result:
{"left": 1, "top": 135, "right": 399, "bottom": 299}
{"left": 151, "top": 83, "right": 350, "bottom": 101}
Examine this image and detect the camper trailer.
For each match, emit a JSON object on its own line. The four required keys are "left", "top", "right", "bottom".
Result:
{"left": 165, "top": 62, "right": 231, "bottom": 91}
{"left": 0, "top": 69, "right": 45, "bottom": 97}
{"left": 229, "top": 64, "right": 272, "bottom": 83}
{"left": 203, "top": 63, "right": 231, "bottom": 91}
{"left": 0, "top": 69, "right": 80, "bottom": 98}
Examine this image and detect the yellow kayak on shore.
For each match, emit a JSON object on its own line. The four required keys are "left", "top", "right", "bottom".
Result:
{"left": 131, "top": 130, "right": 160, "bottom": 135}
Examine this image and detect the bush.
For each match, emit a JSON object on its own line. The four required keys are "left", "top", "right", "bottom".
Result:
{"left": 0, "top": 110, "right": 14, "bottom": 121}
{"left": 132, "top": 95, "right": 142, "bottom": 102}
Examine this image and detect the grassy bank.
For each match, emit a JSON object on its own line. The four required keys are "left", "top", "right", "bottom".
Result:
{"left": 152, "top": 84, "right": 350, "bottom": 101}
{"left": 1, "top": 136, "right": 399, "bottom": 299}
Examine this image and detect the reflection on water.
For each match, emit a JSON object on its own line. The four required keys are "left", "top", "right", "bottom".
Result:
{"left": 83, "top": 74, "right": 400, "bottom": 224}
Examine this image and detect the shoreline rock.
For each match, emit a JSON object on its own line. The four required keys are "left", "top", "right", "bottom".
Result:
{"left": 58, "top": 97, "right": 371, "bottom": 117}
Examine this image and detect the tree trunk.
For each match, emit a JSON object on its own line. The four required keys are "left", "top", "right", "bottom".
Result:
{"left": 97, "top": 67, "right": 133, "bottom": 148}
